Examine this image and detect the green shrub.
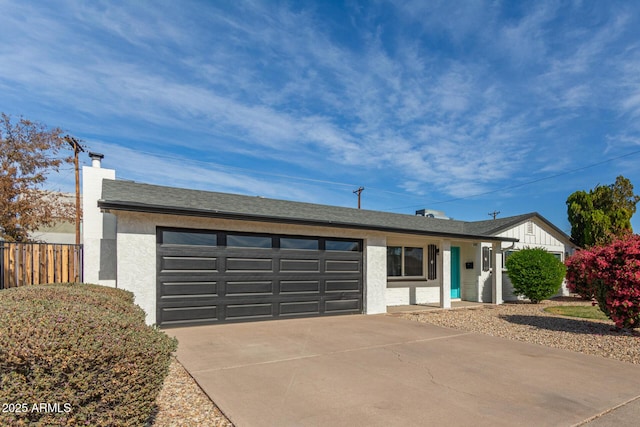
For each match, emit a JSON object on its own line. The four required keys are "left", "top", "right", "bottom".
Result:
{"left": 505, "top": 248, "right": 567, "bottom": 303}
{"left": 0, "top": 283, "right": 177, "bottom": 426}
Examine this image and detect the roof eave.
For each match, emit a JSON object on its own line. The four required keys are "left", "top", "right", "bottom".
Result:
{"left": 98, "top": 200, "right": 517, "bottom": 243}
{"left": 485, "top": 212, "right": 576, "bottom": 247}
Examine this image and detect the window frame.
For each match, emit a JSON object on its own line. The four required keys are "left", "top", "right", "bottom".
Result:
{"left": 158, "top": 228, "right": 219, "bottom": 247}
{"left": 551, "top": 252, "right": 563, "bottom": 262}
{"left": 226, "top": 233, "right": 273, "bottom": 249}
{"left": 280, "top": 237, "right": 319, "bottom": 250}
{"left": 387, "top": 246, "right": 426, "bottom": 278}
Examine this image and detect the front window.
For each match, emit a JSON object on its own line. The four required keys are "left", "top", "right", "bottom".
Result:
{"left": 387, "top": 246, "right": 424, "bottom": 277}
{"left": 387, "top": 247, "right": 402, "bottom": 276}
{"left": 404, "top": 247, "right": 424, "bottom": 276}
{"left": 503, "top": 250, "right": 515, "bottom": 268}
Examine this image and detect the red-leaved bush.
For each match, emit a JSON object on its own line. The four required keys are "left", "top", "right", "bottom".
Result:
{"left": 565, "top": 234, "right": 640, "bottom": 329}
{"left": 565, "top": 249, "right": 597, "bottom": 300}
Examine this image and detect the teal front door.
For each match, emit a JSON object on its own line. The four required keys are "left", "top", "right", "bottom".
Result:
{"left": 451, "top": 246, "right": 461, "bottom": 299}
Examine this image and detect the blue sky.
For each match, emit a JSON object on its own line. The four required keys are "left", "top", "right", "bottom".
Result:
{"left": 2, "top": 0, "right": 640, "bottom": 233}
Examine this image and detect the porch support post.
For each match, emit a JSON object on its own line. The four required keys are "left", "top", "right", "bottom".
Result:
{"left": 364, "top": 236, "right": 387, "bottom": 314}
{"left": 491, "top": 242, "right": 503, "bottom": 305}
{"left": 440, "top": 240, "right": 451, "bottom": 309}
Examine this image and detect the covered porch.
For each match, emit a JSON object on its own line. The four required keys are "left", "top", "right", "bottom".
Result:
{"left": 384, "top": 237, "right": 508, "bottom": 310}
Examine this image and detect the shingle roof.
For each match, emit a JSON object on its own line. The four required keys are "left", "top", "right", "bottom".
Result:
{"left": 99, "top": 180, "right": 524, "bottom": 241}
{"left": 463, "top": 213, "right": 539, "bottom": 235}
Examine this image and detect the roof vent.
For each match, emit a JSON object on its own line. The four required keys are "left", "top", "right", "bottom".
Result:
{"left": 415, "top": 209, "right": 449, "bottom": 220}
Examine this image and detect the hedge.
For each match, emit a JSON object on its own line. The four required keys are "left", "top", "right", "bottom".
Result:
{"left": 505, "top": 247, "right": 566, "bottom": 303}
{"left": 0, "top": 283, "right": 177, "bottom": 426}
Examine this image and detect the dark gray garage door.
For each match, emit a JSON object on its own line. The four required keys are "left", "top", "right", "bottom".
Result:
{"left": 156, "top": 228, "right": 363, "bottom": 327}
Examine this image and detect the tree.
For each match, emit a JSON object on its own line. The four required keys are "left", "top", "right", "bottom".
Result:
{"left": 565, "top": 234, "right": 640, "bottom": 330}
{"left": 0, "top": 113, "right": 75, "bottom": 242}
{"left": 566, "top": 176, "right": 640, "bottom": 247}
{"left": 505, "top": 247, "right": 567, "bottom": 303}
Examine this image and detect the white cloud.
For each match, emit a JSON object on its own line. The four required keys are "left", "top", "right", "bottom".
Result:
{"left": 2, "top": 0, "right": 640, "bottom": 209}
{"left": 86, "top": 140, "right": 315, "bottom": 201}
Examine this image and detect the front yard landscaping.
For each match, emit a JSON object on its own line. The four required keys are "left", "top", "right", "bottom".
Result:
{"left": 402, "top": 297, "right": 640, "bottom": 365}
{"left": 3, "top": 287, "right": 635, "bottom": 426}
{"left": 149, "top": 358, "right": 232, "bottom": 427}
{"left": 543, "top": 304, "right": 610, "bottom": 321}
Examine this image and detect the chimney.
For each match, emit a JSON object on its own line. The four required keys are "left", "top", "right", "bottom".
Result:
{"left": 89, "top": 152, "right": 104, "bottom": 168}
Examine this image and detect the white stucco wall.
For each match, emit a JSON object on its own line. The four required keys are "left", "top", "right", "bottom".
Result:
{"left": 364, "top": 236, "right": 387, "bottom": 315}
{"left": 82, "top": 164, "right": 116, "bottom": 287}
{"left": 111, "top": 211, "right": 389, "bottom": 324}
{"left": 386, "top": 282, "right": 440, "bottom": 306}
{"left": 115, "top": 213, "right": 156, "bottom": 323}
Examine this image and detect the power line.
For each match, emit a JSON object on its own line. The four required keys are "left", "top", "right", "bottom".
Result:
{"left": 386, "top": 148, "right": 640, "bottom": 211}
{"left": 113, "top": 147, "right": 431, "bottom": 199}
{"left": 83, "top": 144, "right": 640, "bottom": 211}
{"left": 125, "top": 148, "right": 364, "bottom": 189}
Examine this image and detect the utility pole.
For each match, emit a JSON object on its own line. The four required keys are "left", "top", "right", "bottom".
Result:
{"left": 353, "top": 187, "right": 364, "bottom": 209}
{"left": 488, "top": 210, "right": 500, "bottom": 220}
{"left": 65, "top": 136, "right": 85, "bottom": 245}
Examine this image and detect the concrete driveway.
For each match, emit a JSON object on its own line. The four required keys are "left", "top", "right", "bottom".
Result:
{"left": 169, "top": 315, "right": 640, "bottom": 427}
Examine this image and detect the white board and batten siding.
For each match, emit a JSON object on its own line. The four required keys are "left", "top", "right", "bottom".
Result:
{"left": 496, "top": 219, "right": 574, "bottom": 300}
{"left": 497, "top": 219, "right": 567, "bottom": 254}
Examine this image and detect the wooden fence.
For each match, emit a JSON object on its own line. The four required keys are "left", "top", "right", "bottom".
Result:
{"left": 0, "top": 243, "right": 83, "bottom": 289}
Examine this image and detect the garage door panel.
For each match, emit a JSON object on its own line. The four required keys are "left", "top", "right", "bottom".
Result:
{"left": 280, "top": 259, "right": 320, "bottom": 272}
{"left": 326, "top": 279, "right": 361, "bottom": 293}
{"left": 160, "top": 256, "right": 218, "bottom": 272}
{"left": 160, "top": 281, "right": 218, "bottom": 297}
{"left": 226, "top": 303, "right": 273, "bottom": 319}
{"left": 325, "top": 259, "right": 361, "bottom": 272}
{"left": 280, "top": 280, "right": 320, "bottom": 294}
{"left": 226, "top": 280, "right": 274, "bottom": 296}
{"left": 220, "top": 272, "right": 281, "bottom": 282}
{"left": 226, "top": 257, "right": 273, "bottom": 272}
{"left": 325, "top": 299, "right": 361, "bottom": 313}
{"left": 160, "top": 305, "right": 219, "bottom": 324}
{"left": 280, "top": 301, "right": 320, "bottom": 316}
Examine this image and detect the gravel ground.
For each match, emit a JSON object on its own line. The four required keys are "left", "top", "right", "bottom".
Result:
{"left": 149, "top": 358, "right": 233, "bottom": 427}
{"left": 401, "top": 297, "right": 640, "bottom": 365}
{"left": 148, "top": 297, "right": 638, "bottom": 426}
